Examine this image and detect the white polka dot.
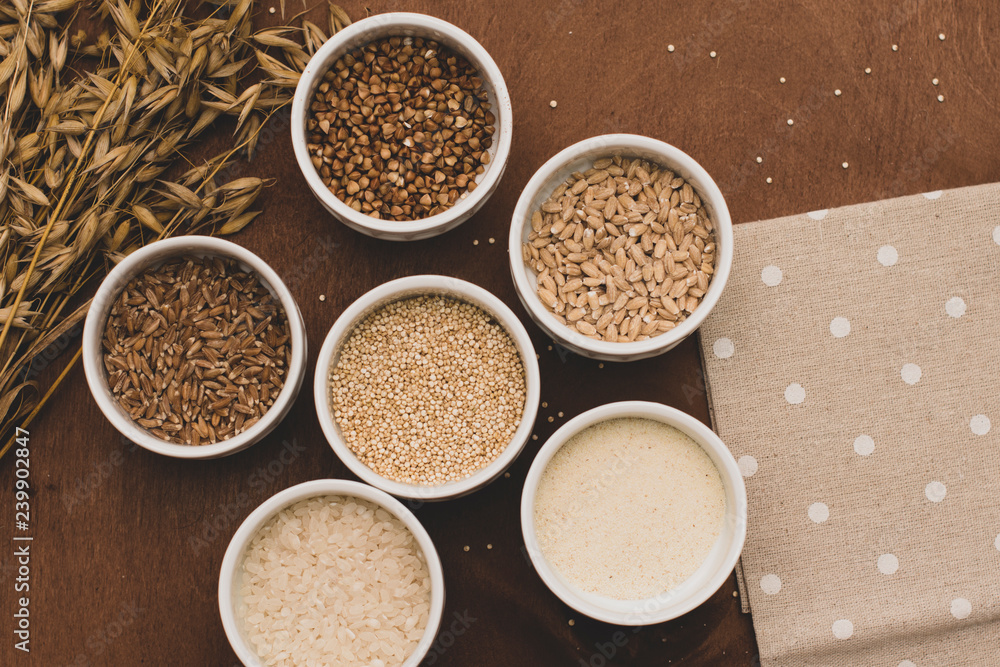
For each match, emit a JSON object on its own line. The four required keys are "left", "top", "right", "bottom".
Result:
{"left": 950, "top": 597, "right": 971, "bottom": 619}
{"left": 808, "top": 502, "right": 829, "bottom": 523}
{"left": 970, "top": 414, "right": 991, "bottom": 436}
{"left": 877, "top": 553, "right": 899, "bottom": 575}
{"left": 994, "top": 534, "right": 1000, "bottom": 551}
{"left": 922, "top": 190, "right": 943, "bottom": 200}
{"left": 898, "top": 661, "right": 917, "bottom": 667}
{"left": 831, "top": 619, "right": 853, "bottom": 639}
{"left": 807, "top": 209, "right": 829, "bottom": 220}
{"left": 993, "top": 225, "right": 1000, "bottom": 246}
{"left": 829, "top": 317, "right": 851, "bottom": 338}
{"left": 877, "top": 245, "right": 898, "bottom": 267}
{"left": 901, "top": 363, "right": 922, "bottom": 385}
{"left": 713, "top": 337, "right": 735, "bottom": 359}
{"left": 785, "top": 383, "right": 805, "bottom": 405}
{"left": 853, "top": 434, "right": 875, "bottom": 456}
{"left": 738, "top": 455, "right": 758, "bottom": 478}
{"left": 925, "top": 481, "right": 947, "bottom": 503}
{"left": 945, "top": 296, "right": 966, "bottom": 318}
{"left": 760, "top": 574, "right": 782, "bottom": 595}
{"left": 761, "top": 265, "right": 783, "bottom": 287}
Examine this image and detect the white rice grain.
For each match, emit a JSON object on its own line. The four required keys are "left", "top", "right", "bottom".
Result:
{"left": 238, "top": 496, "right": 431, "bottom": 666}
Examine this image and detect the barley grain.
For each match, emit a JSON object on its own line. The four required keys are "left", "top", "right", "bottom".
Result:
{"left": 522, "top": 156, "right": 717, "bottom": 342}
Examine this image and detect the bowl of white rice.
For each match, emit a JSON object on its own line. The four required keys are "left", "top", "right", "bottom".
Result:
{"left": 218, "top": 479, "right": 445, "bottom": 667}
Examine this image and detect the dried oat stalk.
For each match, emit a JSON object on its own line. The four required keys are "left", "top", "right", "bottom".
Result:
{"left": 0, "top": 0, "right": 350, "bottom": 457}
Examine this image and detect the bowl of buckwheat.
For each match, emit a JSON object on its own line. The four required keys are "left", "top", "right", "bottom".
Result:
{"left": 291, "top": 13, "right": 513, "bottom": 241}
{"left": 508, "top": 134, "right": 734, "bottom": 362}
{"left": 314, "top": 275, "right": 541, "bottom": 501}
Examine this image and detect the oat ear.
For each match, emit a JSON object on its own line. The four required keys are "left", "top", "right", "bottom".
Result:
{"left": 0, "top": 1, "right": 353, "bottom": 457}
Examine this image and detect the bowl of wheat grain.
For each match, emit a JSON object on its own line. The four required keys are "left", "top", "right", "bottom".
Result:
{"left": 82, "top": 236, "right": 307, "bottom": 459}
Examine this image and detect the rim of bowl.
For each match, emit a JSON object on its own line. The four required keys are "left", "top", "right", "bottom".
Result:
{"left": 508, "top": 134, "right": 733, "bottom": 359}
{"left": 218, "top": 479, "right": 446, "bottom": 667}
{"left": 314, "top": 275, "right": 541, "bottom": 501}
{"left": 520, "top": 401, "right": 748, "bottom": 625}
{"left": 81, "top": 236, "right": 307, "bottom": 460}
{"left": 291, "top": 12, "right": 513, "bottom": 237}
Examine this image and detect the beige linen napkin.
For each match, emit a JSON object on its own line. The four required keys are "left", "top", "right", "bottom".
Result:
{"left": 698, "top": 183, "right": 1000, "bottom": 666}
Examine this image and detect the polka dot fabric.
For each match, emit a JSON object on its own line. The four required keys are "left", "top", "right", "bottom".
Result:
{"left": 698, "top": 185, "right": 1000, "bottom": 666}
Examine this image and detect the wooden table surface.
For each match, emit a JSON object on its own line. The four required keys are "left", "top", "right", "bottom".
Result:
{"left": 4, "top": 1, "right": 999, "bottom": 665}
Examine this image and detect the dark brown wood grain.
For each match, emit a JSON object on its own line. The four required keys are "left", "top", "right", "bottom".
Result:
{"left": 3, "top": 0, "right": 998, "bottom": 664}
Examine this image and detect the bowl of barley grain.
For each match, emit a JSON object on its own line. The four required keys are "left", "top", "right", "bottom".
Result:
{"left": 509, "top": 134, "right": 733, "bottom": 362}
{"left": 82, "top": 237, "right": 307, "bottom": 459}
{"left": 291, "top": 13, "right": 512, "bottom": 241}
{"left": 314, "top": 275, "right": 540, "bottom": 501}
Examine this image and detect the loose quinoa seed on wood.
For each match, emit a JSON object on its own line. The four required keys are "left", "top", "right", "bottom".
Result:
{"left": 522, "top": 156, "right": 718, "bottom": 342}
{"left": 330, "top": 296, "right": 526, "bottom": 485}
{"left": 306, "top": 36, "right": 496, "bottom": 221}
{"left": 102, "top": 257, "right": 291, "bottom": 446}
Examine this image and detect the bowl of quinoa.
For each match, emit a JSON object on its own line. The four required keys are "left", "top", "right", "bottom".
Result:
{"left": 314, "top": 275, "right": 540, "bottom": 501}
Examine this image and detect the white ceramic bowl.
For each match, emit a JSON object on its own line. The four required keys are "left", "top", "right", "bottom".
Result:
{"left": 508, "top": 134, "right": 734, "bottom": 361}
{"left": 82, "top": 236, "right": 307, "bottom": 459}
{"left": 520, "top": 401, "right": 747, "bottom": 625}
{"left": 314, "top": 275, "right": 540, "bottom": 501}
{"left": 218, "top": 479, "right": 445, "bottom": 667}
{"left": 291, "top": 13, "right": 513, "bottom": 241}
